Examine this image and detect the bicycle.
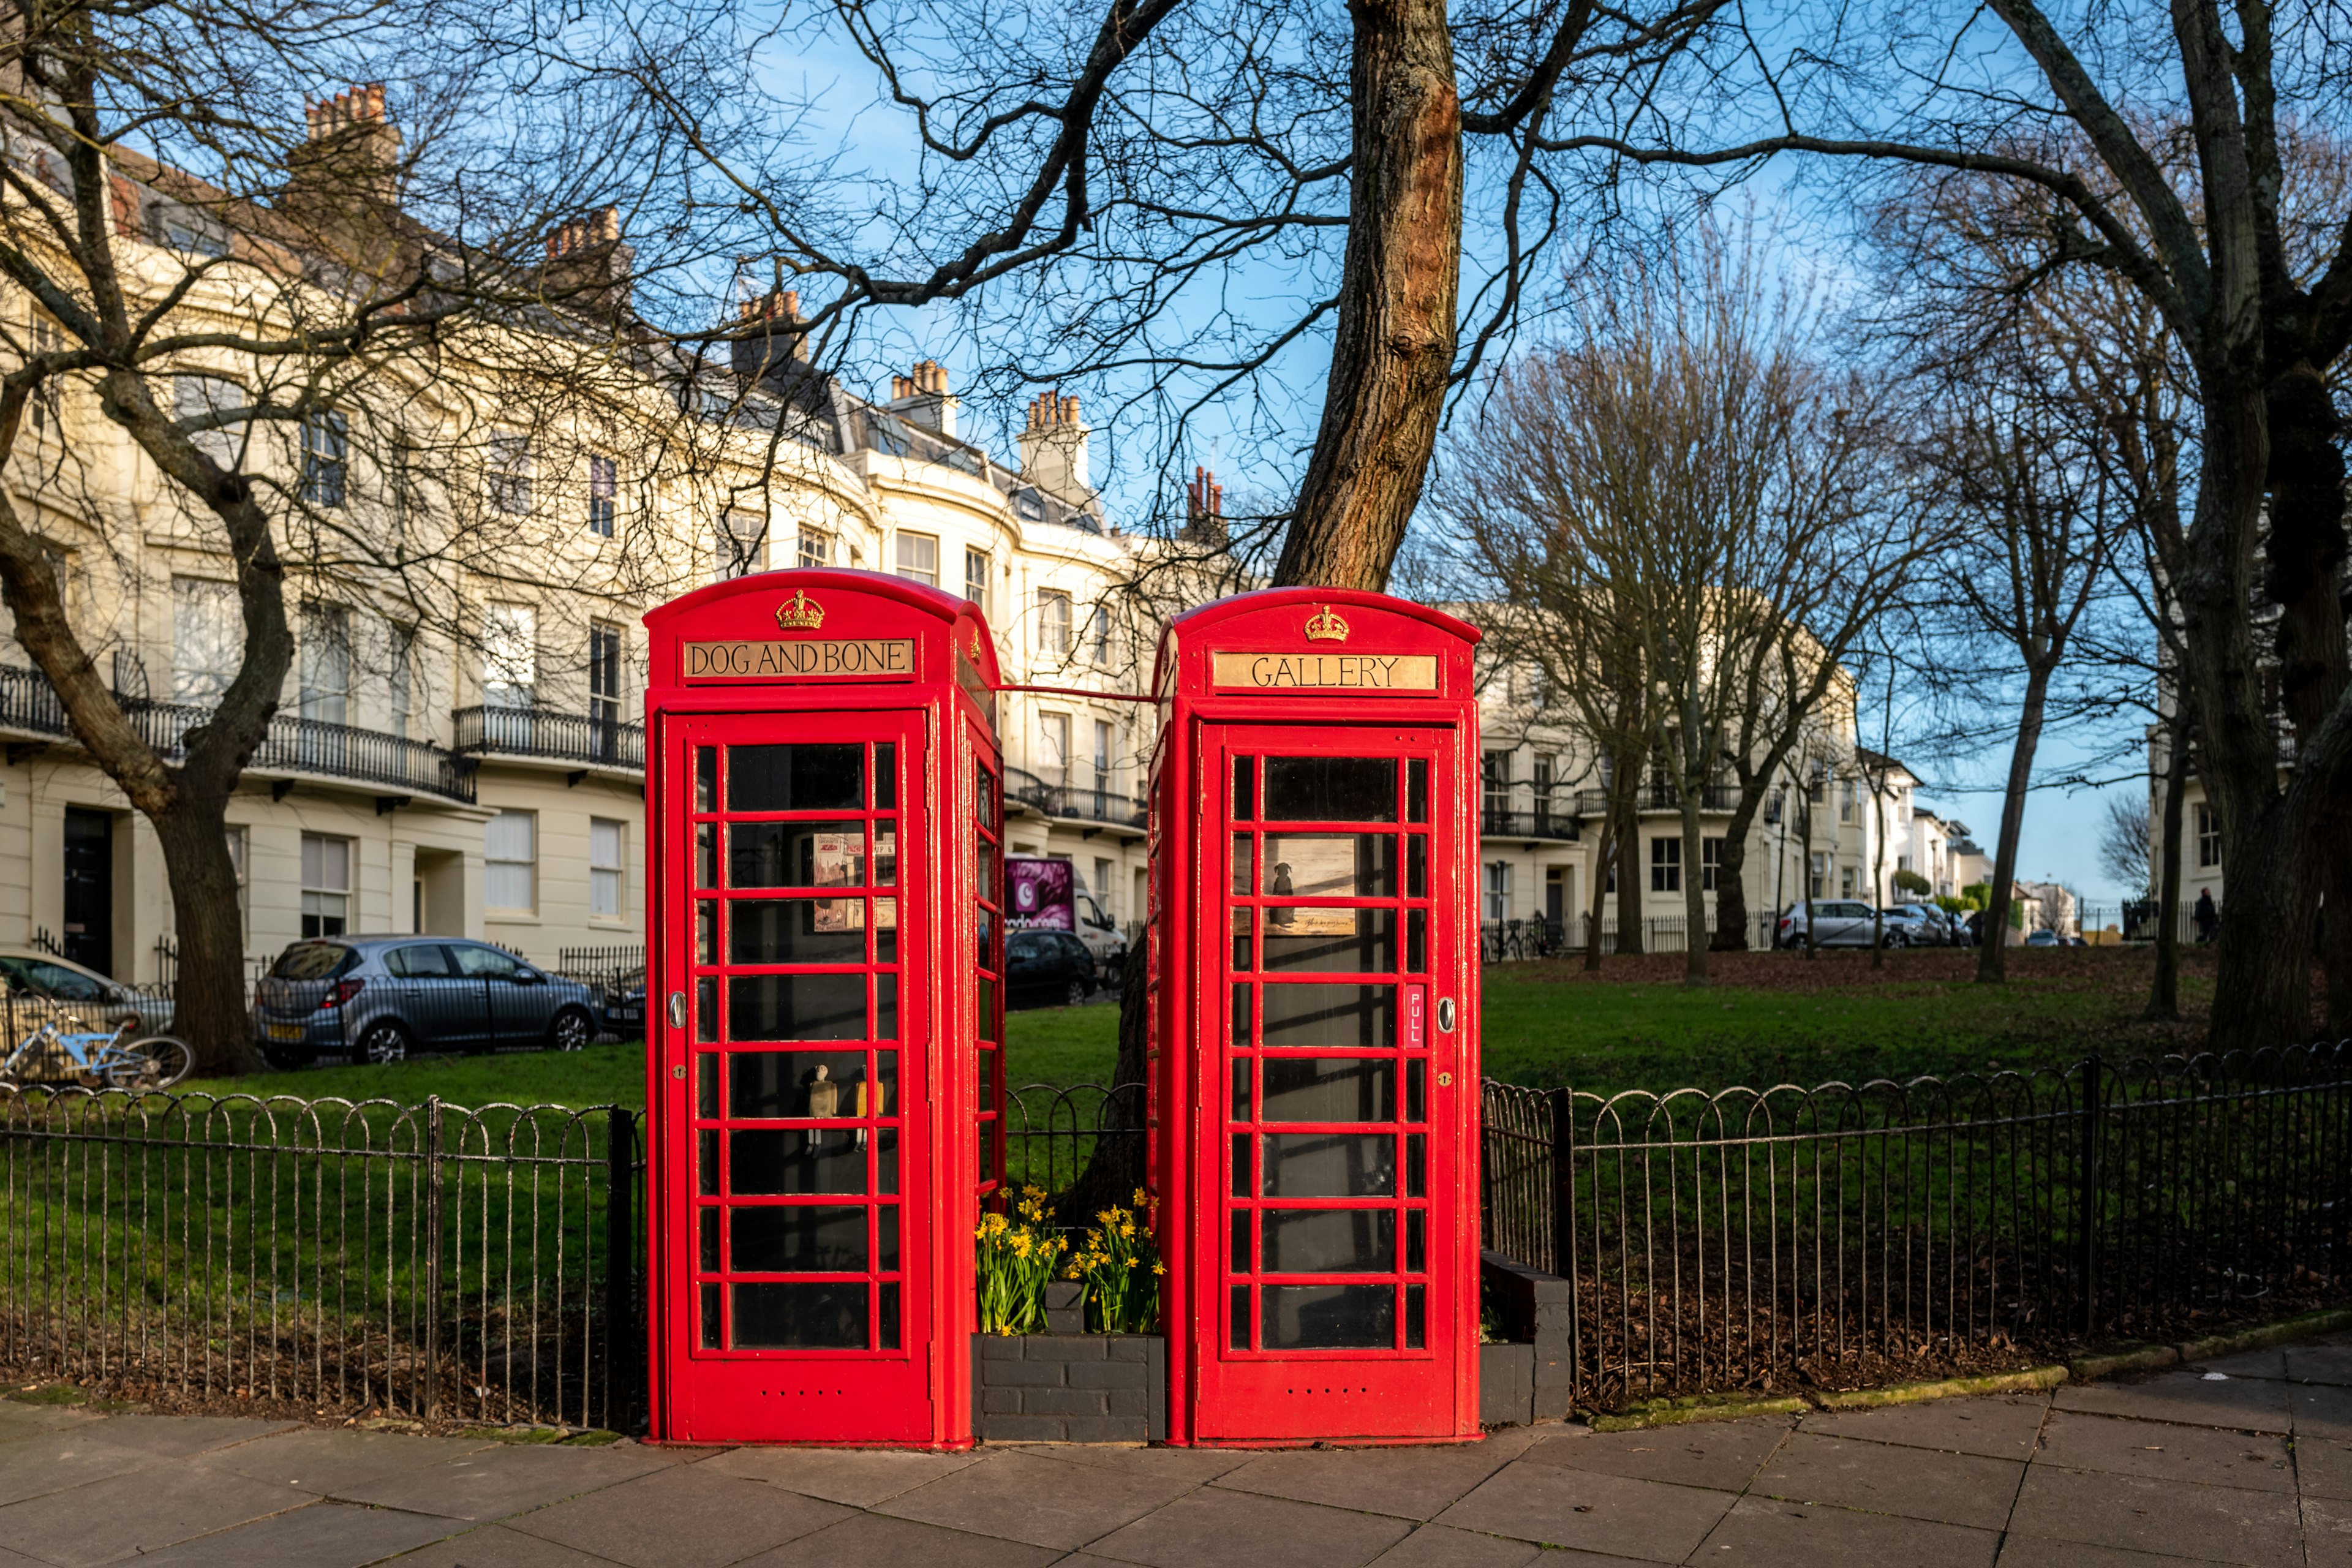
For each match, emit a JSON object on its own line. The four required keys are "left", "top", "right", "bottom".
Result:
{"left": 0, "top": 1012, "right": 194, "bottom": 1090}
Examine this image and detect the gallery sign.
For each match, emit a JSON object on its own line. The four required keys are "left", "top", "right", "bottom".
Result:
{"left": 1208, "top": 651, "right": 1439, "bottom": 692}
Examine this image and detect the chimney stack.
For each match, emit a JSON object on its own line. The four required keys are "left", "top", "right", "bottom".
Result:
{"left": 884, "top": 358, "right": 959, "bottom": 439}
{"left": 1183, "top": 464, "right": 1228, "bottom": 548}
{"left": 541, "top": 206, "right": 635, "bottom": 317}
{"left": 729, "top": 285, "right": 809, "bottom": 383}
{"left": 1017, "top": 388, "right": 1091, "bottom": 506}
{"left": 286, "top": 83, "right": 402, "bottom": 242}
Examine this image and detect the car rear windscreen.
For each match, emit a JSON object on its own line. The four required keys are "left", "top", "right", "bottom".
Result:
{"left": 271, "top": 943, "right": 357, "bottom": 981}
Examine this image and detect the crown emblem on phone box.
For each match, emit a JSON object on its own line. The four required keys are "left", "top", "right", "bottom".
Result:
{"left": 775, "top": 589, "right": 826, "bottom": 630}
{"left": 1303, "top": 605, "right": 1350, "bottom": 642}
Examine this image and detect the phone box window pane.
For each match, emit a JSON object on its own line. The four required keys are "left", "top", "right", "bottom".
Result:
{"left": 696, "top": 901, "right": 717, "bottom": 965}
{"left": 1262, "top": 834, "right": 1393, "bottom": 897}
{"left": 1261, "top": 984, "right": 1395, "bottom": 1048}
{"left": 875, "top": 974, "right": 898, "bottom": 1039}
{"left": 696, "top": 979, "right": 718, "bottom": 1040}
{"left": 878, "top": 1205, "right": 900, "bottom": 1269}
{"left": 879, "top": 1283, "right": 900, "bottom": 1349}
{"left": 1232, "top": 755, "right": 1254, "bottom": 820}
{"left": 1231, "top": 1211, "right": 1250, "bottom": 1273}
{"left": 878, "top": 1128, "right": 899, "bottom": 1194}
{"left": 696, "top": 749, "right": 717, "bottom": 812}
{"left": 1407, "top": 760, "right": 1428, "bottom": 823}
{"left": 1263, "top": 1208, "right": 1395, "bottom": 1273}
{"left": 1407, "top": 836, "right": 1427, "bottom": 898}
{"left": 729, "top": 1129, "right": 868, "bottom": 1194}
{"left": 873, "top": 743, "right": 895, "bottom": 809}
{"left": 1406, "top": 910, "right": 1427, "bottom": 972}
{"left": 1405, "top": 1134, "right": 1426, "bottom": 1197}
{"left": 1264, "top": 758, "right": 1396, "bottom": 822}
{"left": 730, "top": 823, "right": 869, "bottom": 888}
{"left": 1232, "top": 1134, "right": 1250, "bottom": 1197}
{"left": 1231, "top": 1285, "right": 1251, "bottom": 1349}
{"left": 696, "top": 824, "right": 717, "bottom": 888}
{"left": 1406, "top": 1209, "right": 1426, "bottom": 1272}
{"left": 1231, "top": 835, "right": 1251, "bottom": 897}
{"left": 729, "top": 974, "right": 867, "bottom": 1041}
{"left": 729, "top": 1051, "right": 890, "bottom": 1118}
{"left": 976, "top": 976, "right": 996, "bottom": 1041}
{"left": 1262, "top": 1284, "right": 1392, "bottom": 1349}
{"left": 700, "top": 1283, "right": 721, "bottom": 1347}
{"left": 1264, "top": 910, "right": 1395, "bottom": 973}
{"left": 731, "top": 900, "right": 867, "bottom": 964}
{"left": 732, "top": 1281, "right": 865, "bottom": 1348}
{"left": 1261, "top": 1057, "right": 1396, "bottom": 1123}
{"left": 697, "top": 1055, "right": 719, "bottom": 1116}
{"left": 733, "top": 1205, "right": 867, "bottom": 1272}
{"left": 1405, "top": 1059, "right": 1425, "bottom": 1122}
{"left": 699, "top": 1207, "right": 720, "bottom": 1270}
{"left": 1231, "top": 984, "right": 1252, "bottom": 1045}
{"left": 1232, "top": 908, "right": 1253, "bottom": 972}
{"left": 1231, "top": 1058, "right": 1253, "bottom": 1122}
{"left": 698, "top": 1130, "right": 720, "bottom": 1196}
{"left": 729, "top": 744, "right": 862, "bottom": 811}
{"left": 1261, "top": 1133, "right": 1395, "bottom": 1197}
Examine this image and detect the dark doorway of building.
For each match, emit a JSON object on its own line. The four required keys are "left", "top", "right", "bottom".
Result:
{"left": 62, "top": 807, "right": 113, "bottom": 976}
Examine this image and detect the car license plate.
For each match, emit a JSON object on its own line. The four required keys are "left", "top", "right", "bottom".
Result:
{"left": 266, "top": 1023, "right": 305, "bottom": 1041}
{"left": 617, "top": 1008, "right": 640, "bottom": 1022}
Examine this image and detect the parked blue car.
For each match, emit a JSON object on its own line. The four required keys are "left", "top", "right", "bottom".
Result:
{"left": 253, "top": 937, "right": 600, "bottom": 1066}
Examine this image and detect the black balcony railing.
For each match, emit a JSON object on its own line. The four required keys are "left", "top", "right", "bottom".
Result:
{"left": 1005, "top": 767, "right": 1147, "bottom": 827}
{"left": 454, "top": 704, "right": 646, "bottom": 771}
{"left": 1643, "top": 777, "right": 1737, "bottom": 811}
{"left": 0, "top": 665, "right": 68, "bottom": 738}
{"left": 1479, "top": 805, "right": 1580, "bottom": 841}
{"left": 121, "top": 698, "right": 477, "bottom": 802}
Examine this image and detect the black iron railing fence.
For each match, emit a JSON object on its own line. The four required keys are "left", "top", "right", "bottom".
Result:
{"left": 454, "top": 706, "right": 646, "bottom": 771}
{"left": 1480, "top": 1045, "right": 2352, "bottom": 1411}
{"left": 1004, "top": 767, "right": 1147, "bottom": 829}
{"left": 1480, "top": 914, "right": 1783, "bottom": 961}
{"left": 1003, "top": 1081, "right": 1142, "bottom": 1197}
{"left": 0, "top": 1088, "right": 640, "bottom": 1430}
{"left": 125, "top": 698, "right": 477, "bottom": 802}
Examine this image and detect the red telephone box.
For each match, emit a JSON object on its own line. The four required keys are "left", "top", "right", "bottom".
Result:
{"left": 642, "top": 569, "right": 1005, "bottom": 1447}
{"left": 1147, "top": 589, "right": 1482, "bottom": 1446}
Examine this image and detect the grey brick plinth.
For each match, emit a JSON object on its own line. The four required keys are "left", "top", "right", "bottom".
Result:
{"left": 972, "top": 1332, "right": 1167, "bottom": 1442}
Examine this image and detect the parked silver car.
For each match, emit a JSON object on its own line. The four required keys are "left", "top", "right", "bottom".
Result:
{"left": 252, "top": 937, "right": 599, "bottom": 1066}
{"left": 1776, "top": 901, "right": 1902, "bottom": 949}
{"left": 0, "top": 949, "right": 175, "bottom": 1032}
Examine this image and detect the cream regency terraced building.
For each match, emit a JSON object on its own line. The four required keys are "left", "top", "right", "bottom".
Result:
{"left": 0, "top": 92, "right": 1170, "bottom": 988}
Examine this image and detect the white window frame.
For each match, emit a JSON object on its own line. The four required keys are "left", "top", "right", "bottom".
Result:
{"left": 797, "top": 530, "right": 832, "bottom": 569}
{"left": 171, "top": 576, "right": 239, "bottom": 704}
{"left": 298, "top": 602, "right": 350, "bottom": 726}
{"left": 300, "top": 833, "right": 351, "bottom": 939}
{"left": 1037, "top": 710, "right": 1071, "bottom": 788}
{"left": 1485, "top": 861, "right": 1512, "bottom": 921}
{"left": 2196, "top": 802, "right": 2222, "bottom": 869}
{"left": 587, "top": 454, "right": 617, "bottom": 537}
{"left": 485, "top": 810, "right": 537, "bottom": 914}
{"left": 1037, "top": 588, "right": 1072, "bottom": 655}
{"left": 1650, "top": 835, "right": 1681, "bottom": 894}
{"left": 483, "top": 603, "right": 537, "bottom": 710}
{"left": 590, "top": 817, "right": 625, "bottom": 920}
{"left": 965, "top": 548, "right": 991, "bottom": 616}
{"left": 894, "top": 531, "right": 938, "bottom": 586}
{"left": 488, "top": 432, "right": 533, "bottom": 514}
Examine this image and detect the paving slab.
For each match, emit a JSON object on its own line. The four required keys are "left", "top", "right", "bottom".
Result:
{"left": 734, "top": 1512, "right": 1063, "bottom": 1567}
{"left": 0, "top": 1432, "right": 153, "bottom": 1508}
{"left": 0, "top": 1404, "right": 101, "bottom": 1441}
{"left": 2008, "top": 1464, "right": 2302, "bottom": 1565}
{"left": 126, "top": 1499, "right": 458, "bottom": 1566}
{"left": 2291, "top": 1382, "right": 2352, "bottom": 1439}
{"left": 699, "top": 1445, "right": 984, "bottom": 1506}
{"left": 387, "top": 1521, "right": 632, "bottom": 1566}
{"left": 1693, "top": 1494, "right": 2000, "bottom": 1568}
{"left": 2032, "top": 1410, "right": 2294, "bottom": 1493}
{"left": 2292, "top": 1433, "right": 2352, "bottom": 1500}
{"left": 877, "top": 1447, "right": 1201, "bottom": 1551}
{"left": 2285, "top": 1343, "right": 2352, "bottom": 1386}
{"left": 2052, "top": 1370, "right": 2294, "bottom": 1434}
{"left": 505, "top": 1460, "right": 854, "bottom": 1568}
{"left": 0, "top": 1461, "right": 304, "bottom": 1567}
{"left": 1023, "top": 1444, "right": 1253, "bottom": 1485}
{"left": 326, "top": 1441, "right": 673, "bottom": 1521}
{"left": 2304, "top": 1493, "right": 2352, "bottom": 1556}
{"left": 1748, "top": 1430, "right": 2023, "bottom": 1530}
{"left": 1208, "top": 1428, "right": 1539, "bottom": 1520}
{"left": 1432, "top": 1458, "right": 1733, "bottom": 1562}
{"left": 1996, "top": 1536, "right": 2220, "bottom": 1567}
{"left": 2181, "top": 1347, "right": 2286, "bottom": 1379}
{"left": 1362, "top": 1522, "right": 1547, "bottom": 1567}
{"left": 196, "top": 1426, "right": 499, "bottom": 1494}
{"left": 1523, "top": 1418, "right": 1790, "bottom": 1491}
{"left": 1083, "top": 1486, "right": 1414, "bottom": 1568}
{"left": 1798, "top": 1393, "right": 2049, "bottom": 1460}
{"left": 69, "top": 1414, "right": 303, "bottom": 1458}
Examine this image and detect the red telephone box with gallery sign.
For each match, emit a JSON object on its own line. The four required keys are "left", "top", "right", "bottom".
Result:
{"left": 1146, "top": 588, "right": 1483, "bottom": 1446}
{"left": 642, "top": 569, "right": 1006, "bottom": 1447}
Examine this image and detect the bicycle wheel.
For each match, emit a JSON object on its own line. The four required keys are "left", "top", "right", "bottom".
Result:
{"left": 104, "top": 1035, "right": 194, "bottom": 1090}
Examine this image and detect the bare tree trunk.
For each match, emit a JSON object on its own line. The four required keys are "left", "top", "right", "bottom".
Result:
{"left": 1272, "top": 0, "right": 1461, "bottom": 590}
{"left": 1679, "top": 798, "right": 1706, "bottom": 986}
{"left": 1708, "top": 797, "right": 1760, "bottom": 952}
{"left": 2147, "top": 709, "right": 2190, "bottom": 1021}
{"left": 1583, "top": 818, "right": 1613, "bottom": 970}
{"left": 1978, "top": 663, "right": 2053, "bottom": 984}
{"left": 1613, "top": 795, "right": 1643, "bottom": 956}
{"left": 1798, "top": 788, "right": 1817, "bottom": 959}
{"left": 154, "top": 799, "right": 254, "bottom": 1065}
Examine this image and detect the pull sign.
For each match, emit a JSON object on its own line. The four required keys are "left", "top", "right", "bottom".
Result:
{"left": 1404, "top": 986, "right": 1427, "bottom": 1050}
{"left": 667, "top": 990, "right": 688, "bottom": 1030}
{"left": 1436, "top": 997, "right": 1457, "bottom": 1034}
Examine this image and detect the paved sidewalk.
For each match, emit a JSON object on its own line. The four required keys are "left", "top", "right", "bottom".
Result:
{"left": 7, "top": 1337, "right": 2352, "bottom": 1567}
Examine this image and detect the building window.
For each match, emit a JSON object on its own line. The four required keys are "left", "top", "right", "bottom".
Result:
{"left": 1482, "top": 750, "right": 1511, "bottom": 819}
{"left": 894, "top": 531, "right": 938, "bottom": 586}
{"left": 1839, "top": 783, "right": 1858, "bottom": 824}
{"left": 1532, "top": 753, "right": 1557, "bottom": 827}
{"left": 171, "top": 576, "right": 239, "bottom": 704}
{"left": 1093, "top": 718, "right": 1114, "bottom": 804}
{"left": 390, "top": 623, "right": 416, "bottom": 739}
{"left": 1841, "top": 865, "right": 1858, "bottom": 898}
{"left": 2196, "top": 802, "right": 2222, "bottom": 869}
{"left": 965, "top": 548, "right": 990, "bottom": 616}
{"left": 483, "top": 603, "right": 536, "bottom": 709}
{"left": 1809, "top": 852, "right": 1828, "bottom": 899}
{"left": 1650, "top": 836, "right": 1681, "bottom": 894}
{"left": 488, "top": 432, "right": 532, "bottom": 513}
{"left": 1702, "top": 836, "right": 1723, "bottom": 892}
{"left": 298, "top": 602, "right": 350, "bottom": 726}
{"left": 797, "top": 530, "right": 832, "bottom": 569}
{"left": 1485, "top": 862, "right": 1512, "bottom": 921}
{"left": 1090, "top": 603, "right": 1111, "bottom": 665}
{"left": 1038, "top": 589, "right": 1072, "bottom": 654}
{"left": 300, "top": 410, "right": 347, "bottom": 507}
{"left": 589, "top": 621, "right": 622, "bottom": 733}
{"left": 1093, "top": 856, "right": 1115, "bottom": 923}
{"left": 587, "top": 454, "right": 617, "bottom": 537}
{"left": 486, "top": 810, "right": 537, "bottom": 913}
{"left": 590, "top": 817, "right": 625, "bottom": 919}
{"left": 714, "top": 512, "right": 766, "bottom": 578}
{"left": 1038, "top": 710, "right": 1071, "bottom": 788}
{"left": 173, "top": 374, "right": 245, "bottom": 466}
{"left": 300, "top": 834, "right": 350, "bottom": 939}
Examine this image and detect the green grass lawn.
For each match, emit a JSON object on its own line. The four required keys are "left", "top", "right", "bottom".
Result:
{"left": 167, "top": 947, "right": 2212, "bottom": 1110}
